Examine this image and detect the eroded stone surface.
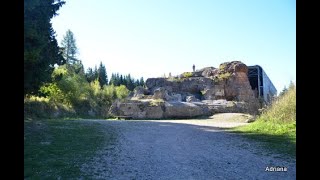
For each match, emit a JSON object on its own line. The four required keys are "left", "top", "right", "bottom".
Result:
{"left": 109, "top": 61, "right": 261, "bottom": 119}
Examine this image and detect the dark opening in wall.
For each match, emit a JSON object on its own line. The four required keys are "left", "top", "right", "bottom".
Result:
{"left": 225, "top": 96, "right": 235, "bottom": 101}
{"left": 249, "top": 76, "right": 258, "bottom": 91}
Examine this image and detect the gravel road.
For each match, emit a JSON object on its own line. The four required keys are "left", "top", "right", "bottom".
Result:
{"left": 81, "top": 113, "right": 296, "bottom": 179}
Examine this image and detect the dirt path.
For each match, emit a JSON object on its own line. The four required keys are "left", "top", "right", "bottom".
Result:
{"left": 81, "top": 113, "right": 296, "bottom": 179}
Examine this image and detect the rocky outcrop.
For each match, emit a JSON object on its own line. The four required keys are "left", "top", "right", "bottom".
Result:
{"left": 152, "top": 87, "right": 170, "bottom": 100}
{"left": 109, "top": 99, "right": 210, "bottom": 119}
{"left": 163, "top": 101, "right": 210, "bottom": 118}
{"left": 146, "top": 77, "right": 214, "bottom": 99}
{"left": 109, "top": 61, "right": 261, "bottom": 119}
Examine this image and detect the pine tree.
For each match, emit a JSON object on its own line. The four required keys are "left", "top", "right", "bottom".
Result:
{"left": 98, "top": 61, "right": 108, "bottom": 88}
{"left": 115, "top": 73, "right": 120, "bottom": 86}
{"left": 139, "top": 77, "right": 145, "bottom": 87}
{"left": 24, "top": 0, "right": 66, "bottom": 95}
{"left": 93, "top": 66, "right": 98, "bottom": 81}
{"left": 120, "top": 75, "right": 124, "bottom": 85}
{"left": 109, "top": 73, "right": 115, "bottom": 85}
{"left": 126, "top": 74, "right": 134, "bottom": 91}
{"left": 134, "top": 79, "right": 140, "bottom": 88}
{"left": 85, "top": 67, "right": 95, "bottom": 83}
{"left": 61, "top": 29, "right": 79, "bottom": 64}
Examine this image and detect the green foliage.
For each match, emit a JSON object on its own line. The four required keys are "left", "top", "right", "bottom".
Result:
{"left": 219, "top": 63, "right": 227, "bottom": 70}
{"left": 24, "top": 0, "right": 66, "bottom": 95}
{"left": 182, "top": 72, "right": 193, "bottom": 78}
{"left": 279, "top": 81, "right": 295, "bottom": 97}
{"left": 53, "top": 65, "right": 90, "bottom": 106}
{"left": 98, "top": 61, "right": 108, "bottom": 88}
{"left": 39, "top": 83, "right": 68, "bottom": 104}
{"left": 115, "top": 85, "right": 130, "bottom": 99}
{"left": 279, "top": 86, "right": 288, "bottom": 97}
{"left": 85, "top": 66, "right": 99, "bottom": 83}
{"left": 61, "top": 29, "right": 79, "bottom": 64}
{"left": 109, "top": 72, "right": 144, "bottom": 90}
{"left": 139, "top": 77, "right": 145, "bottom": 86}
{"left": 260, "top": 84, "right": 296, "bottom": 123}
{"left": 25, "top": 64, "right": 131, "bottom": 118}
{"left": 231, "top": 84, "right": 296, "bottom": 158}
{"left": 24, "top": 95, "right": 74, "bottom": 119}
{"left": 214, "top": 72, "right": 232, "bottom": 82}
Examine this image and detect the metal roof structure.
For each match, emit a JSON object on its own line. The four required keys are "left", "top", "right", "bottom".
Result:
{"left": 247, "top": 65, "right": 277, "bottom": 104}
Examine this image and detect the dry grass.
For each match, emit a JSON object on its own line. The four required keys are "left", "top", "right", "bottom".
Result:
{"left": 231, "top": 84, "right": 296, "bottom": 158}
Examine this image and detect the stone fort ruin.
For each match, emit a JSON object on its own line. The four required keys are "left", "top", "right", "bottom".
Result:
{"left": 109, "top": 61, "right": 277, "bottom": 119}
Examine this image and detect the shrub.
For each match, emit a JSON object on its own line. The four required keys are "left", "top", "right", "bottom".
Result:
{"left": 25, "top": 64, "right": 131, "bottom": 119}
{"left": 214, "top": 72, "right": 232, "bottom": 82}
{"left": 259, "top": 84, "right": 296, "bottom": 123}
{"left": 182, "top": 72, "right": 193, "bottom": 78}
{"left": 24, "top": 95, "right": 75, "bottom": 119}
{"left": 231, "top": 84, "right": 296, "bottom": 157}
{"left": 115, "top": 85, "right": 130, "bottom": 100}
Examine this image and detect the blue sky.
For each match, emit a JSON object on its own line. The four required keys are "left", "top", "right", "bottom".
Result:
{"left": 51, "top": 0, "right": 296, "bottom": 93}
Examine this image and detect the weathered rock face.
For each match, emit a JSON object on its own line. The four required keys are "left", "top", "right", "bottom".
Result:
{"left": 108, "top": 100, "right": 210, "bottom": 119}
{"left": 201, "top": 99, "right": 258, "bottom": 114}
{"left": 109, "top": 61, "right": 261, "bottom": 118}
{"left": 163, "top": 102, "right": 211, "bottom": 118}
{"left": 146, "top": 77, "right": 214, "bottom": 98}
{"left": 109, "top": 100, "right": 164, "bottom": 119}
{"left": 146, "top": 61, "right": 258, "bottom": 103}
{"left": 152, "top": 87, "right": 170, "bottom": 100}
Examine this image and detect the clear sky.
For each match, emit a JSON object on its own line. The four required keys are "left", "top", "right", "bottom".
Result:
{"left": 51, "top": 0, "right": 296, "bottom": 94}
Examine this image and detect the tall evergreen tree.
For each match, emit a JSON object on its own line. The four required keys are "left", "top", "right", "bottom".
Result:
{"left": 115, "top": 73, "right": 120, "bottom": 86}
{"left": 109, "top": 73, "right": 116, "bottom": 85}
{"left": 134, "top": 79, "right": 140, "bottom": 88}
{"left": 24, "top": 0, "right": 65, "bottom": 95}
{"left": 126, "top": 74, "right": 134, "bottom": 91}
{"left": 139, "top": 77, "right": 145, "bottom": 87}
{"left": 98, "top": 62, "right": 108, "bottom": 88}
{"left": 74, "top": 61, "right": 85, "bottom": 75}
{"left": 93, "top": 66, "right": 98, "bottom": 81}
{"left": 120, "top": 75, "right": 124, "bottom": 85}
{"left": 61, "top": 29, "right": 79, "bottom": 64}
{"left": 85, "top": 67, "right": 95, "bottom": 83}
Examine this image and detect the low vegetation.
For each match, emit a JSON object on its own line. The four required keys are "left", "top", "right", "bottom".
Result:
{"left": 230, "top": 83, "right": 296, "bottom": 158}
{"left": 182, "top": 72, "right": 193, "bottom": 78}
{"left": 24, "top": 64, "right": 130, "bottom": 119}
{"left": 214, "top": 72, "right": 232, "bottom": 82}
{"left": 24, "top": 119, "right": 115, "bottom": 179}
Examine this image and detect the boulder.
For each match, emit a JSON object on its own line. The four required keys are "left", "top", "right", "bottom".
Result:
{"left": 152, "top": 87, "right": 170, "bottom": 100}
{"left": 167, "top": 93, "right": 182, "bottom": 102}
{"left": 186, "top": 95, "right": 200, "bottom": 102}
{"left": 163, "top": 102, "right": 211, "bottom": 118}
{"left": 132, "top": 86, "right": 150, "bottom": 99}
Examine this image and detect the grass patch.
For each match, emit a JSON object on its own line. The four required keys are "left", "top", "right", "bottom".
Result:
{"left": 230, "top": 121, "right": 296, "bottom": 158}
{"left": 24, "top": 119, "right": 115, "bottom": 179}
{"left": 229, "top": 84, "right": 296, "bottom": 158}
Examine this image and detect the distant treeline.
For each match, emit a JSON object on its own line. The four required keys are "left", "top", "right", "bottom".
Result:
{"left": 85, "top": 62, "right": 145, "bottom": 91}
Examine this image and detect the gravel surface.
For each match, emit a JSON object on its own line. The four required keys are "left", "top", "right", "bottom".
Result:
{"left": 81, "top": 113, "right": 296, "bottom": 179}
